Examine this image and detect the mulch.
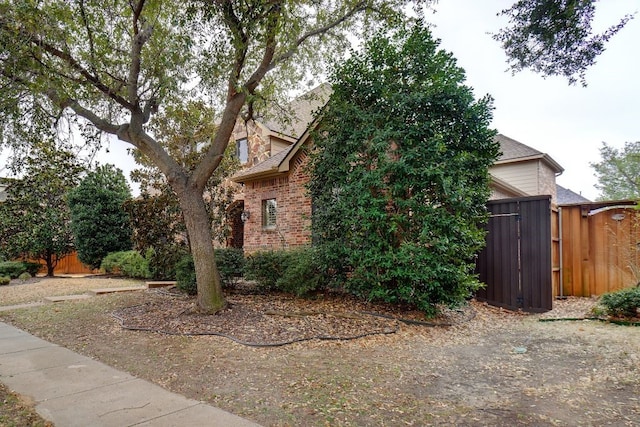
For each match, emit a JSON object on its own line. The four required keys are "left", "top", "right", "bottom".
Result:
{"left": 111, "top": 287, "right": 475, "bottom": 347}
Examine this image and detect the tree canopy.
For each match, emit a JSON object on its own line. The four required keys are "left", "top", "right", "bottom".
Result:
{"left": 67, "top": 164, "right": 133, "bottom": 269}
{"left": 591, "top": 141, "right": 640, "bottom": 201}
{"left": 309, "top": 23, "right": 499, "bottom": 315}
{"left": 494, "top": 0, "right": 633, "bottom": 85}
{"left": 0, "top": 141, "right": 86, "bottom": 276}
{"left": 0, "top": 0, "right": 424, "bottom": 313}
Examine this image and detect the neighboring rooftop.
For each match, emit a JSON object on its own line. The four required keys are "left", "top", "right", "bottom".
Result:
{"left": 557, "top": 185, "right": 592, "bottom": 205}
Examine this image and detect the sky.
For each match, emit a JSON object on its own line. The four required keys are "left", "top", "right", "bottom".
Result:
{"left": 425, "top": 0, "right": 640, "bottom": 200}
{"left": 3, "top": 1, "right": 638, "bottom": 201}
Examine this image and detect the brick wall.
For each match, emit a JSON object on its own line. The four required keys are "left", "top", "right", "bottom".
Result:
{"left": 241, "top": 150, "right": 312, "bottom": 252}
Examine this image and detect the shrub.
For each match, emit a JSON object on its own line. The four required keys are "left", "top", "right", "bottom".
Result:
{"left": 145, "top": 245, "right": 188, "bottom": 281}
{"left": 22, "top": 262, "right": 41, "bottom": 277}
{"left": 100, "top": 250, "right": 150, "bottom": 279}
{"left": 18, "top": 272, "right": 31, "bottom": 281}
{"left": 101, "top": 251, "right": 127, "bottom": 274}
{"left": 174, "top": 249, "right": 245, "bottom": 295}
{"left": 0, "top": 276, "right": 10, "bottom": 286}
{"left": 0, "top": 261, "right": 41, "bottom": 279}
{"left": 175, "top": 254, "right": 196, "bottom": 295}
{"left": 119, "top": 251, "right": 151, "bottom": 279}
{"left": 599, "top": 286, "right": 640, "bottom": 318}
{"left": 276, "top": 248, "right": 326, "bottom": 296}
{"left": 244, "top": 250, "right": 292, "bottom": 291}
{"left": 214, "top": 248, "right": 245, "bottom": 288}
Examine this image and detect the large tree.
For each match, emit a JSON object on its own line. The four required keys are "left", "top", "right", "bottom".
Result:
{"left": 494, "top": 0, "right": 633, "bottom": 85}
{"left": 67, "top": 164, "right": 133, "bottom": 269}
{"left": 309, "top": 23, "right": 499, "bottom": 315}
{"left": 0, "top": 0, "right": 421, "bottom": 313}
{"left": 591, "top": 141, "right": 640, "bottom": 201}
{"left": 125, "top": 101, "right": 238, "bottom": 280}
{"left": 0, "top": 141, "right": 86, "bottom": 276}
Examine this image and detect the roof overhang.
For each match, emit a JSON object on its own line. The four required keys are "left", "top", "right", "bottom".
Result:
{"left": 490, "top": 174, "right": 529, "bottom": 198}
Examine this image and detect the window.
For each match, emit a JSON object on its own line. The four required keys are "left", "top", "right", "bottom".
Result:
{"left": 236, "top": 138, "right": 249, "bottom": 165}
{"left": 262, "top": 198, "right": 277, "bottom": 229}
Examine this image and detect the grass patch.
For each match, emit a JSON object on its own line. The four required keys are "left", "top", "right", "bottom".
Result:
{"left": 0, "top": 383, "right": 52, "bottom": 427}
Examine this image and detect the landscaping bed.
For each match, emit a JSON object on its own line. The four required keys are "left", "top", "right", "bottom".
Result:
{"left": 1, "top": 277, "right": 639, "bottom": 426}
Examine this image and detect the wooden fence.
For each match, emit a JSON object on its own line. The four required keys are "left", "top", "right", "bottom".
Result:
{"left": 559, "top": 201, "right": 640, "bottom": 297}
{"left": 31, "top": 251, "right": 97, "bottom": 275}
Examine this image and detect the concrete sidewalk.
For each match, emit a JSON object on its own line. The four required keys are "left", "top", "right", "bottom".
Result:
{"left": 0, "top": 321, "right": 261, "bottom": 427}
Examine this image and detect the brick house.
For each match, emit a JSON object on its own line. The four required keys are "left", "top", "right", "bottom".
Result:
{"left": 229, "top": 87, "right": 565, "bottom": 252}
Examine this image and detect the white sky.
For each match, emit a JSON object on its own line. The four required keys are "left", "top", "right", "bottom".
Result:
{"left": 3, "top": 1, "right": 638, "bottom": 201}
{"left": 425, "top": 0, "right": 640, "bottom": 200}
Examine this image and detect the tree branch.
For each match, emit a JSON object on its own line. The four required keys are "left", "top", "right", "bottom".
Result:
{"left": 221, "top": 0, "right": 249, "bottom": 98}
{"left": 45, "top": 89, "right": 123, "bottom": 137}
{"left": 5, "top": 22, "right": 135, "bottom": 109}
{"left": 243, "top": 1, "right": 282, "bottom": 92}
{"left": 128, "top": 0, "right": 150, "bottom": 110}
{"left": 272, "top": 1, "right": 367, "bottom": 66}
{"left": 78, "top": 0, "right": 98, "bottom": 74}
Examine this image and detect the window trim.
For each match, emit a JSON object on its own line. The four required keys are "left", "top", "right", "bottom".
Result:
{"left": 262, "top": 198, "right": 277, "bottom": 230}
{"left": 236, "top": 138, "right": 249, "bottom": 165}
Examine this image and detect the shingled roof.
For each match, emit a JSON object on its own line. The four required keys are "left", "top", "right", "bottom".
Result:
{"left": 232, "top": 92, "right": 566, "bottom": 184}
{"left": 231, "top": 144, "right": 295, "bottom": 182}
{"left": 260, "top": 84, "right": 331, "bottom": 139}
{"left": 557, "top": 185, "right": 591, "bottom": 205}
{"left": 494, "top": 133, "right": 564, "bottom": 173}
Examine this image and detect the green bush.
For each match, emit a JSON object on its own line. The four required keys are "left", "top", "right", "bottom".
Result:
{"left": 0, "top": 261, "right": 41, "bottom": 279}
{"left": 215, "top": 248, "right": 245, "bottom": 288}
{"left": 276, "top": 248, "right": 326, "bottom": 296}
{"left": 100, "top": 250, "right": 150, "bottom": 279}
{"left": 22, "top": 262, "right": 41, "bottom": 276}
{"left": 100, "top": 251, "right": 127, "bottom": 274}
{"left": 174, "top": 249, "right": 245, "bottom": 295}
{"left": 145, "top": 245, "right": 188, "bottom": 281}
{"left": 244, "top": 250, "right": 292, "bottom": 291}
{"left": 18, "top": 272, "right": 31, "bottom": 281}
{"left": 175, "top": 254, "right": 196, "bottom": 295}
{"left": 243, "top": 249, "right": 327, "bottom": 296}
{"left": 599, "top": 286, "right": 640, "bottom": 318}
{"left": 0, "top": 276, "right": 10, "bottom": 286}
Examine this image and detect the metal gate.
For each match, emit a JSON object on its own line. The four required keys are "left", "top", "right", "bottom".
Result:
{"left": 476, "top": 196, "right": 553, "bottom": 312}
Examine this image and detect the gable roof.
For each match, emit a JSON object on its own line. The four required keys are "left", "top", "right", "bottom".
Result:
{"left": 231, "top": 144, "right": 296, "bottom": 182}
{"left": 259, "top": 84, "right": 331, "bottom": 139}
{"left": 232, "top": 91, "right": 565, "bottom": 184}
{"left": 494, "top": 134, "right": 564, "bottom": 174}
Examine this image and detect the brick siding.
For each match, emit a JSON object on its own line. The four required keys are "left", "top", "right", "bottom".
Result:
{"left": 241, "top": 150, "right": 312, "bottom": 252}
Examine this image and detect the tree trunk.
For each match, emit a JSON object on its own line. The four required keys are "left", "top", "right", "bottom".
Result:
{"left": 45, "top": 251, "right": 54, "bottom": 277}
{"left": 178, "top": 187, "right": 226, "bottom": 314}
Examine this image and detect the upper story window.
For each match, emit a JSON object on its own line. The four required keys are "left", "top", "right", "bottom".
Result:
{"left": 236, "top": 138, "right": 249, "bottom": 165}
{"left": 262, "top": 198, "right": 277, "bottom": 229}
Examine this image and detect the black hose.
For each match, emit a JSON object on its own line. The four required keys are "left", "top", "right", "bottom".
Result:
{"left": 110, "top": 311, "right": 399, "bottom": 347}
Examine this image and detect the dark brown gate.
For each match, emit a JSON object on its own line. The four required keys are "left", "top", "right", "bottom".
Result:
{"left": 476, "top": 195, "right": 553, "bottom": 312}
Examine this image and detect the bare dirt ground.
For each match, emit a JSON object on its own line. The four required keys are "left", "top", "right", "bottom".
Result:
{"left": 1, "top": 277, "right": 639, "bottom": 426}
